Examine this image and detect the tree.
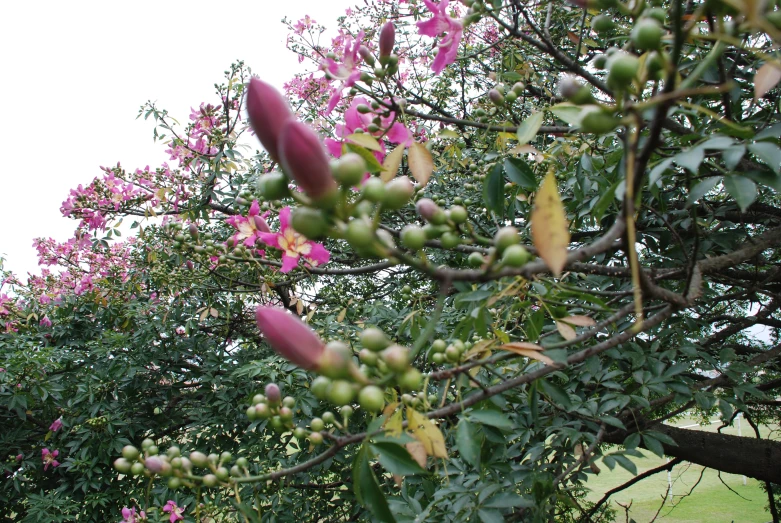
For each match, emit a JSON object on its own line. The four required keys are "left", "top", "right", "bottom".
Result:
{"left": 1, "top": 0, "right": 781, "bottom": 521}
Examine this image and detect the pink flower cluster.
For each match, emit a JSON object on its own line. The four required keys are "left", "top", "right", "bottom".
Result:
{"left": 166, "top": 104, "right": 223, "bottom": 170}
{"left": 417, "top": 0, "right": 464, "bottom": 75}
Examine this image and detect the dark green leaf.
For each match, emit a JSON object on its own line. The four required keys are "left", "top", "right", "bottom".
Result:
{"left": 468, "top": 410, "right": 513, "bottom": 430}
{"left": 539, "top": 380, "right": 572, "bottom": 410}
{"left": 456, "top": 419, "right": 482, "bottom": 468}
{"left": 504, "top": 158, "right": 537, "bottom": 189}
{"left": 483, "top": 163, "right": 505, "bottom": 215}
{"left": 371, "top": 441, "right": 426, "bottom": 476}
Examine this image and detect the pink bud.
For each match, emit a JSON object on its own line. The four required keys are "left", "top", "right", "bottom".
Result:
{"left": 255, "top": 306, "right": 326, "bottom": 371}
{"left": 379, "top": 22, "right": 395, "bottom": 58}
{"left": 415, "top": 198, "right": 443, "bottom": 223}
{"left": 246, "top": 78, "right": 294, "bottom": 162}
{"left": 358, "top": 45, "right": 375, "bottom": 66}
{"left": 16, "top": 454, "right": 23, "bottom": 462}
{"left": 253, "top": 215, "right": 271, "bottom": 233}
{"left": 144, "top": 456, "right": 165, "bottom": 474}
{"left": 278, "top": 121, "right": 338, "bottom": 201}
{"left": 265, "top": 383, "right": 282, "bottom": 405}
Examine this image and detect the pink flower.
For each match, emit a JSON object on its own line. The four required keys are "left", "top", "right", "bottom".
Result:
{"left": 278, "top": 121, "right": 338, "bottom": 202}
{"left": 162, "top": 501, "right": 184, "bottom": 523}
{"left": 255, "top": 307, "right": 325, "bottom": 370}
{"left": 258, "top": 207, "right": 330, "bottom": 273}
{"left": 49, "top": 418, "right": 63, "bottom": 432}
{"left": 246, "top": 78, "right": 294, "bottom": 162}
{"left": 40, "top": 316, "right": 52, "bottom": 328}
{"left": 325, "top": 97, "right": 412, "bottom": 159}
{"left": 42, "top": 448, "right": 60, "bottom": 471}
{"left": 226, "top": 200, "right": 271, "bottom": 248}
{"left": 323, "top": 31, "right": 365, "bottom": 114}
{"left": 417, "top": 0, "right": 464, "bottom": 75}
{"left": 120, "top": 507, "right": 147, "bottom": 523}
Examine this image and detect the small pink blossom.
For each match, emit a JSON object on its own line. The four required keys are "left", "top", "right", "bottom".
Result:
{"left": 40, "top": 316, "right": 52, "bottom": 328}
{"left": 120, "top": 507, "right": 147, "bottom": 523}
{"left": 49, "top": 418, "right": 63, "bottom": 432}
{"left": 417, "top": 0, "right": 464, "bottom": 75}
{"left": 258, "top": 207, "right": 330, "bottom": 273}
{"left": 42, "top": 448, "right": 60, "bottom": 471}
{"left": 325, "top": 97, "right": 412, "bottom": 160}
{"left": 323, "top": 31, "right": 365, "bottom": 114}
{"left": 162, "top": 500, "right": 184, "bottom": 523}
{"left": 226, "top": 200, "right": 271, "bottom": 248}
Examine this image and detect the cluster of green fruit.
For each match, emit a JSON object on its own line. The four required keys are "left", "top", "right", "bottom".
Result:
{"left": 113, "top": 439, "right": 251, "bottom": 489}
{"left": 487, "top": 82, "right": 527, "bottom": 109}
{"left": 246, "top": 383, "right": 299, "bottom": 432}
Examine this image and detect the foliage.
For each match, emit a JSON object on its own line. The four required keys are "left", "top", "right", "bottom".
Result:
{"left": 2, "top": 0, "right": 781, "bottom": 521}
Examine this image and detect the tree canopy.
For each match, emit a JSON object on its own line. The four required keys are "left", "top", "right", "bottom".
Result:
{"left": 2, "top": 0, "right": 781, "bottom": 521}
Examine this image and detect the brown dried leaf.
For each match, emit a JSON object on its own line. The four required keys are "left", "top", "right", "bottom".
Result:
{"left": 556, "top": 321, "right": 577, "bottom": 340}
{"left": 560, "top": 315, "right": 596, "bottom": 327}
{"left": 405, "top": 442, "right": 428, "bottom": 468}
{"left": 755, "top": 63, "right": 781, "bottom": 101}
{"left": 408, "top": 142, "right": 434, "bottom": 187}
{"left": 407, "top": 408, "right": 447, "bottom": 458}
{"left": 499, "top": 342, "right": 554, "bottom": 365}
{"left": 531, "top": 172, "right": 570, "bottom": 276}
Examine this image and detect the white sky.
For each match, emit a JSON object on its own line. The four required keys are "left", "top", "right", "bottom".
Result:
{"left": 0, "top": 0, "right": 354, "bottom": 279}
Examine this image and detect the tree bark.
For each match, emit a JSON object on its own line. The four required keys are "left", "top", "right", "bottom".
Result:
{"left": 604, "top": 424, "right": 781, "bottom": 484}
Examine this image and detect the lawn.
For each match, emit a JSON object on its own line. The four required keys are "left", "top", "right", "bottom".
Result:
{"left": 584, "top": 417, "right": 778, "bottom": 522}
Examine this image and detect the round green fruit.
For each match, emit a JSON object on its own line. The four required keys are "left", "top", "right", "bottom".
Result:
{"left": 440, "top": 232, "right": 461, "bottom": 249}
{"left": 311, "top": 376, "right": 332, "bottom": 400}
{"left": 168, "top": 477, "right": 182, "bottom": 490}
{"left": 321, "top": 411, "right": 336, "bottom": 424}
{"left": 398, "top": 368, "right": 423, "bottom": 391}
{"left": 290, "top": 207, "right": 328, "bottom": 239}
{"left": 114, "top": 458, "right": 132, "bottom": 473}
{"left": 445, "top": 345, "right": 461, "bottom": 362}
{"left": 607, "top": 53, "right": 640, "bottom": 89}
{"left": 359, "top": 348, "right": 378, "bottom": 366}
{"left": 361, "top": 177, "right": 386, "bottom": 202}
{"left": 235, "top": 457, "right": 248, "bottom": 468}
{"left": 358, "top": 385, "right": 385, "bottom": 413}
{"left": 216, "top": 466, "right": 229, "bottom": 480}
{"left": 257, "top": 171, "right": 290, "bottom": 200}
{"left": 255, "top": 403, "right": 271, "bottom": 419}
{"left": 361, "top": 327, "right": 390, "bottom": 352}
{"left": 431, "top": 339, "right": 447, "bottom": 353}
{"left": 282, "top": 396, "right": 296, "bottom": 408}
{"left": 130, "top": 462, "right": 145, "bottom": 476}
{"left": 293, "top": 427, "right": 307, "bottom": 439}
{"left": 382, "top": 345, "right": 410, "bottom": 373}
{"left": 449, "top": 205, "right": 468, "bottom": 224}
{"left": 319, "top": 341, "right": 353, "bottom": 379}
{"left": 122, "top": 445, "right": 140, "bottom": 462}
{"left": 401, "top": 224, "right": 427, "bottom": 250}
{"left": 382, "top": 177, "right": 414, "bottom": 210}
{"left": 309, "top": 432, "right": 324, "bottom": 445}
{"left": 346, "top": 218, "right": 375, "bottom": 250}
{"left": 502, "top": 244, "right": 532, "bottom": 267}
{"left": 631, "top": 18, "right": 663, "bottom": 50}
{"left": 431, "top": 352, "right": 445, "bottom": 364}
{"left": 189, "top": 451, "right": 208, "bottom": 468}
{"left": 468, "top": 251, "right": 485, "bottom": 267}
{"left": 141, "top": 438, "right": 155, "bottom": 451}
{"left": 591, "top": 14, "right": 616, "bottom": 34}
{"left": 494, "top": 226, "right": 520, "bottom": 253}
{"left": 331, "top": 152, "right": 367, "bottom": 186}
{"left": 310, "top": 417, "right": 325, "bottom": 432}
{"left": 328, "top": 380, "right": 356, "bottom": 406}
{"left": 579, "top": 106, "right": 620, "bottom": 135}
{"left": 202, "top": 474, "right": 218, "bottom": 487}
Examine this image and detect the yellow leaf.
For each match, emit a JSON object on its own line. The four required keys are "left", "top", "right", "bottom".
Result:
{"left": 296, "top": 300, "right": 304, "bottom": 315}
{"left": 755, "top": 63, "right": 781, "bottom": 101}
{"left": 346, "top": 133, "right": 383, "bottom": 151}
{"left": 408, "top": 143, "right": 433, "bottom": 187}
{"left": 383, "top": 405, "right": 403, "bottom": 437}
{"left": 560, "top": 315, "right": 596, "bottom": 327}
{"left": 407, "top": 408, "right": 447, "bottom": 458}
{"left": 381, "top": 143, "right": 405, "bottom": 182}
{"left": 337, "top": 308, "right": 347, "bottom": 322}
{"left": 406, "top": 442, "right": 428, "bottom": 468}
{"left": 499, "top": 342, "right": 554, "bottom": 365}
{"left": 556, "top": 321, "right": 577, "bottom": 340}
{"left": 531, "top": 172, "right": 570, "bottom": 277}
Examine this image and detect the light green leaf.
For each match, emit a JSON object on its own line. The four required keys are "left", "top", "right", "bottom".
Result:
{"left": 516, "top": 111, "right": 544, "bottom": 145}
{"left": 723, "top": 175, "right": 757, "bottom": 211}
{"left": 749, "top": 142, "right": 781, "bottom": 174}
{"left": 722, "top": 144, "right": 746, "bottom": 170}
{"left": 674, "top": 146, "right": 705, "bottom": 173}
{"left": 687, "top": 177, "right": 720, "bottom": 206}
{"left": 547, "top": 103, "right": 582, "bottom": 126}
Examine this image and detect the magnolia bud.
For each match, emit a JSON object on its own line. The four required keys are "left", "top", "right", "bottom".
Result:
{"left": 379, "top": 22, "right": 395, "bottom": 59}
{"left": 246, "top": 78, "right": 294, "bottom": 162}
{"left": 278, "top": 121, "right": 338, "bottom": 204}
{"left": 256, "top": 306, "right": 326, "bottom": 371}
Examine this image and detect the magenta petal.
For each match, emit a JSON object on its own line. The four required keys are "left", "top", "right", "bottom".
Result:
{"left": 278, "top": 207, "right": 292, "bottom": 231}
{"left": 325, "top": 138, "right": 344, "bottom": 158}
{"left": 326, "top": 88, "right": 341, "bottom": 115}
{"left": 280, "top": 254, "right": 300, "bottom": 273}
{"left": 386, "top": 122, "right": 413, "bottom": 145}
{"left": 305, "top": 242, "right": 331, "bottom": 266}
{"left": 257, "top": 232, "right": 282, "bottom": 249}
{"left": 248, "top": 200, "right": 260, "bottom": 217}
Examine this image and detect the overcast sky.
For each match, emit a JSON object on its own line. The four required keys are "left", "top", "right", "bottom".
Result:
{"left": 0, "top": 0, "right": 353, "bottom": 279}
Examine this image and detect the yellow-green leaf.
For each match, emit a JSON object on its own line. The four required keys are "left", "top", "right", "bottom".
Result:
{"left": 408, "top": 143, "right": 433, "bottom": 187}
{"left": 407, "top": 408, "right": 447, "bottom": 458}
{"left": 516, "top": 111, "right": 544, "bottom": 145}
{"left": 381, "top": 144, "right": 405, "bottom": 182}
{"left": 531, "top": 172, "right": 570, "bottom": 277}
{"left": 347, "top": 133, "right": 383, "bottom": 152}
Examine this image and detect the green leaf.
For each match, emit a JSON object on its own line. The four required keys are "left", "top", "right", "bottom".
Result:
{"left": 547, "top": 103, "right": 583, "bottom": 126}
{"left": 687, "top": 176, "right": 720, "bottom": 206}
{"left": 612, "top": 454, "right": 638, "bottom": 475}
{"left": 748, "top": 142, "right": 781, "bottom": 174}
{"left": 623, "top": 432, "right": 641, "bottom": 450}
{"left": 483, "top": 162, "right": 505, "bottom": 216}
{"left": 722, "top": 145, "right": 746, "bottom": 170}
{"left": 592, "top": 180, "right": 620, "bottom": 222}
{"left": 371, "top": 441, "right": 426, "bottom": 476}
{"left": 648, "top": 158, "right": 673, "bottom": 187}
{"left": 345, "top": 143, "right": 384, "bottom": 173}
{"left": 539, "top": 379, "right": 572, "bottom": 410}
{"left": 353, "top": 444, "right": 396, "bottom": 522}
{"left": 700, "top": 136, "right": 736, "bottom": 150}
{"left": 478, "top": 509, "right": 504, "bottom": 523}
{"left": 674, "top": 146, "right": 705, "bottom": 173}
{"left": 504, "top": 157, "right": 537, "bottom": 189}
{"left": 484, "top": 492, "right": 527, "bottom": 508}
{"left": 467, "top": 410, "right": 513, "bottom": 430}
{"left": 516, "top": 111, "right": 544, "bottom": 145}
{"left": 723, "top": 175, "right": 757, "bottom": 211}
{"left": 642, "top": 434, "right": 665, "bottom": 457}
{"left": 456, "top": 419, "right": 482, "bottom": 468}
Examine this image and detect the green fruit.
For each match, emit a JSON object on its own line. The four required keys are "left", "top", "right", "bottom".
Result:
{"left": 255, "top": 403, "right": 271, "bottom": 419}
{"left": 331, "top": 152, "right": 367, "bottom": 186}
{"left": 607, "top": 53, "right": 640, "bottom": 89}
{"left": 502, "top": 244, "right": 532, "bottom": 267}
{"left": 189, "top": 451, "right": 208, "bottom": 468}
{"left": 282, "top": 396, "right": 296, "bottom": 408}
{"left": 319, "top": 341, "right": 353, "bottom": 379}
{"left": 449, "top": 205, "right": 468, "bottom": 223}
{"left": 644, "top": 7, "right": 667, "bottom": 24}
{"left": 166, "top": 446, "right": 180, "bottom": 459}
{"left": 309, "top": 432, "right": 324, "bottom": 445}
{"left": 431, "top": 339, "right": 447, "bottom": 353}
{"left": 290, "top": 207, "right": 329, "bottom": 239}
{"left": 401, "top": 224, "right": 427, "bottom": 250}
{"left": 130, "top": 462, "right": 145, "bottom": 476}
{"left": 311, "top": 376, "right": 332, "bottom": 400}
{"left": 382, "top": 177, "right": 414, "bottom": 210}
{"left": 346, "top": 218, "right": 375, "bottom": 250}
{"left": 359, "top": 348, "right": 378, "bottom": 366}
{"left": 494, "top": 226, "right": 520, "bottom": 253}
{"left": 141, "top": 438, "right": 155, "bottom": 451}
{"left": 468, "top": 251, "right": 485, "bottom": 267}
{"left": 235, "top": 457, "right": 248, "bottom": 468}
{"left": 146, "top": 445, "right": 159, "bottom": 456}
{"left": 257, "top": 171, "right": 290, "bottom": 200}
{"left": 362, "top": 177, "right": 386, "bottom": 202}
{"left": 122, "top": 445, "right": 140, "bottom": 462}
{"left": 168, "top": 477, "right": 182, "bottom": 490}
{"left": 341, "top": 405, "right": 354, "bottom": 418}
{"left": 279, "top": 407, "right": 294, "bottom": 421}
{"left": 423, "top": 223, "right": 446, "bottom": 239}
{"left": 270, "top": 416, "right": 285, "bottom": 433}
{"left": 114, "top": 458, "right": 132, "bottom": 473}
{"left": 328, "top": 380, "right": 356, "bottom": 406}
{"left": 591, "top": 14, "right": 616, "bottom": 33}
{"left": 216, "top": 466, "right": 229, "bottom": 480}
{"left": 768, "top": 11, "right": 781, "bottom": 30}
{"left": 631, "top": 18, "right": 663, "bottom": 50}
{"left": 579, "top": 106, "right": 620, "bottom": 134}
{"left": 321, "top": 411, "right": 336, "bottom": 424}
{"left": 593, "top": 54, "right": 609, "bottom": 69}
{"left": 382, "top": 345, "right": 410, "bottom": 372}
{"left": 432, "top": 352, "right": 445, "bottom": 364}
{"left": 445, "top": 345, "right": 461, "bottom": 362}
{"left": 358, "top": 385, "right": 386, "bottom": 413}
{"left": 361, "top": 327, "right": 390, "bottom": 352}
{"left": 398, "top": 368, "right": 423, "bottom": 391}
{"left": 202, "top": 474, "right": 218, "bottom": 487}
{"left": 230, "top": 465, "right": 242, "bottom": 477}
{"left": 293, "top": 427, "right": 307, "bottom": 439}
{"left": 440, "top": 232, "right": 461, "bottom": 249}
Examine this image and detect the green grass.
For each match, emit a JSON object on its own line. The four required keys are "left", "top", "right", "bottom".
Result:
{"left": 584, "top": 417, "right": 778, "bottom": 522}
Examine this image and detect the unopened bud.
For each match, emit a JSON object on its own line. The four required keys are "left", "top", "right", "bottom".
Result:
{"left": 246, "top": 78, "right": 294, "bottom": 162}
{"left": 278, "top": 121, "right": 338, "bottom": 204}
{"left": 415, "top": 198, "right": 446, "bottom": 224}
{"left": 358, "top": 45, "right": 375, "bottom": 66}
{"left": 144, "top": 456, "right": 165, "bottom": 474}
{"left": 265, "top": 383, "right": 282, "bottom": 406}
{"left": 256, "top": 306, "right": 326, "bottom": 371}
{"left": 488, "top": 88, "right": 505, "bottom": 106}
{"left": 379, "top": 22, "right": 395, "bottom": 59}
